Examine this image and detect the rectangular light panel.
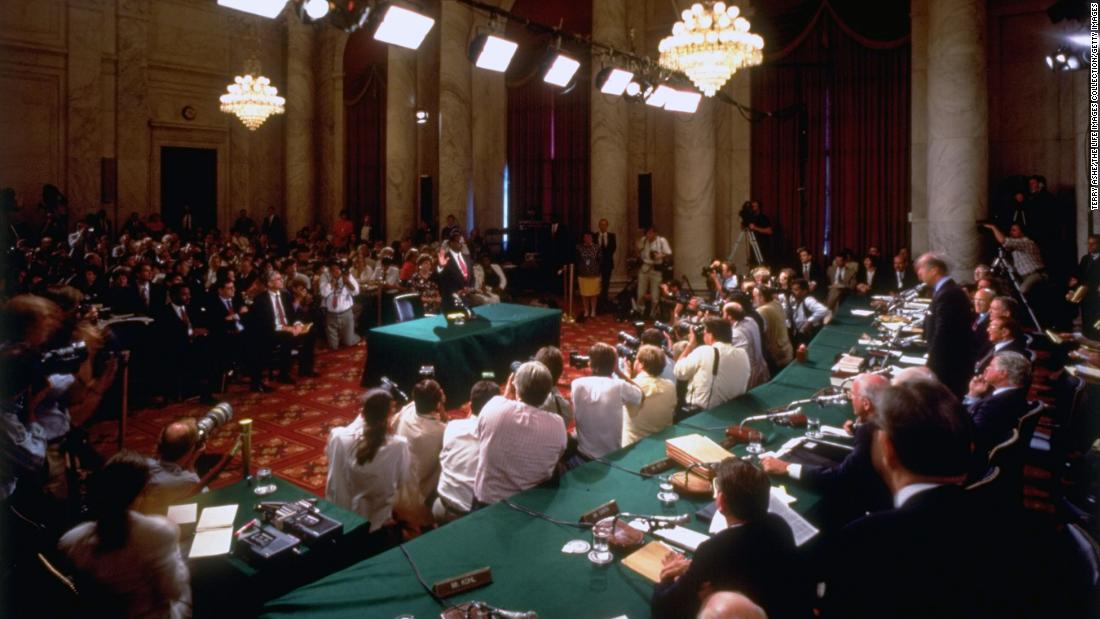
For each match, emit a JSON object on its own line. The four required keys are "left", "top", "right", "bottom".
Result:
{"left": 543, "top": 54, "right": 580, "bottom": 87}
{"left": 217, "top": 0, "right": 287, "bottom": 18}
{"left": 664, "top": 89, "right": 702, "bottom": 113}
{"left": 646, "top": 84, "right": 676, "bottom": 108}
{"left": 373, "top": 5, "right": 436, "bottom": 50}
{"left": 475, "top": 35, "right": 520, "bottom": 72}
{"left": 599, "top": 68, "right": 635, "bottom": 95}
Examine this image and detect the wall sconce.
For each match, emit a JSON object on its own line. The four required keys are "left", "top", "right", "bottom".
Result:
{"left": 415, "top": 110, "right": 429, "bottom": 124}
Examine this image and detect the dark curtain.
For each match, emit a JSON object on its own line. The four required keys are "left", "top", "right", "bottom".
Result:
{"left": 345, "top": 66, "right": 386, "bottom": 232}
{"left": 751, "top": 0, "right": 909, "bottom": 265}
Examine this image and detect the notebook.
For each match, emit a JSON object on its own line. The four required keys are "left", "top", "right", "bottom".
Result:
{"left": 188, "top": 504, "right": 238, "bottom": 559}
{"left": 622, "top": 541, "right": 679, "bottom": 584}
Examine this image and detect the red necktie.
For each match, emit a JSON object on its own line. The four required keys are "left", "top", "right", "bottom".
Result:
{"left": 457, "top": 254, "right": 468, "bottom": 279}
{"left": 274, "top": 294, "right": 287, "bottom": 327}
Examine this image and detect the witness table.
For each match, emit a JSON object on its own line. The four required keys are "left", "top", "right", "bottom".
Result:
{"left": 362, "top": 303, "right": 562, "bottom": 402}
{"left": 179, "top": 478, "right": 369, "bottom": 616}
{"left": 266, "top": 305, "right": 872, "bottom": 619}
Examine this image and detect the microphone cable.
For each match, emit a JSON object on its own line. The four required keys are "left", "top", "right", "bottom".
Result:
{"left": 398, "top": 543, "right": 446, "bottom": 608}
{"left": 592, "top": 456, "right": 653, "bottom": 479}
{"left": 502, "top": 499, "right": 592, "bottom": 529}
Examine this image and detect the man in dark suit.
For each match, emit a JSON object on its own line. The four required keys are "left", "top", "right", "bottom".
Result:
{"left": 132, "top": 262, "right": 166, "bottom": 317}
{"left": 204, "top": 278, "right": 249, "bottom": 392}
{"left": 761, "top": 373, "right": 892, "bottom": 530}
{"left": 823, "top": 380, "right": 1045, "bottom": 619}
{"left": 971, "top": 287, "right": 995, "bottom": 359}
{"left": 917, "top": 253, "right": 973, "bottom": 397}
{"left": 1070, "top": 234, "right": 1100, "bottom": 338}
{"left": 964, "top": 350, "right": 1031, "bottom": 462}
{"left": 156, "top": 283, "right": 213, "bottom": 402}
{"left": 796, "top": 247, "right": 825, "bottom": 298}
{"left": 652, "top": 458, "right": 808, "bottom": 619}
{"left": 595, "top": 218, "right": 616, "bottom": 311}
{"left": 247, "top": 271, "right": 316, "bottom": 389}
{"left": 436, "top": 233, "right": 474, "bottom": 311}
{"left": 886, "top": 254, "right": 918, "bottom": 293}
{"left": 973, "top": 317, "right": 1028, "bottom": 374}
{"left": 260, "top": 206, "right": 286, "bottom": 248}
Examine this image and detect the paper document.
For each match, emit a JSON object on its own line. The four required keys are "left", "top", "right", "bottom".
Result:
{"left": 850, "top": 309, "right": 875, "bottom": 317}
{"left": 188, "top": 504, "right": 238, "bottom": 559}
{"left": 710, "top": 490, "right": 819, "bottom": 546}
{"left": 650, "top": 525, "right": 710, "bottom": 553}
{"left": 622, "top": 541, "right": 678, "bottom": 584}
{"left": 899, "top": 355, "right": 927, "bottom": 366}
{"left": 166, "top": 503, "right": 197, "bottom": 526}
{"left": 819, "top": 425, "right": 850, "bottom": 438}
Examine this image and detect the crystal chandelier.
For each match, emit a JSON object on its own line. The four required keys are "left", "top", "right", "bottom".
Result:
{"left": 219, "top": 57, "right": 286, "bottom": 130}
{"left": 658, "top": 2, "right": 764, "bottom": 97}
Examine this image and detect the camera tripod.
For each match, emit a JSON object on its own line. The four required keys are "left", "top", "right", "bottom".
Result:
{"left": 728, "top": 227, "right": 765, "bottom": 266}
{"left": 991, "top": 246, "right": 1041, "bottom": 330}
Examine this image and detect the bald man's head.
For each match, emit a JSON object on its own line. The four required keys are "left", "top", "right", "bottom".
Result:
{"left": 157, "top": 418, "right": 199, "bottom": 464}
{"left": 698, "top": 591, "right": 768, "bottom": 619}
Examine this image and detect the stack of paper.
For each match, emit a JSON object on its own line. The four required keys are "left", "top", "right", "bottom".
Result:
{"left": 665, "top": 434, "right": 733, "bottom": 479}
{"left": 709, "top": 488, "right": 819, "bottom": 547}
{"left": 188, "top": 504, "right": 238, "bottom": 559}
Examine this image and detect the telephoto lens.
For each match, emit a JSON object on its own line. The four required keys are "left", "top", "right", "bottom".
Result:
{"left": 617, "top": 331, "right": 641, "bottom": 348}
{"left": 196, "top": 403, "right": 233, "bottom": 442}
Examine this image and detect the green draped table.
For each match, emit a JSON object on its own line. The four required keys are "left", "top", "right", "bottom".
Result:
{"left": 362, "top": 303, "right": 563, "bottom": 403}
{"left": 265, "top": 304, "right": 874, "bottom": 619}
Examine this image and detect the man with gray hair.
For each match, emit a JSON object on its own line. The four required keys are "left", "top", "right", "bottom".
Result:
{"left": 891, "top": 366, "right": 937, "bottom": 386}
{"left": 916, "top": 252, "right": 973, "bottom": 397}
{"left": 964, "top": 350, "right": 1031, "bottom": 462}
{"left": 761, "top": 373, "right": 892, "bottom": 528}
{"left": 697, "top": 592, "right": 767, "bottom": 619}
{"left": 473, "top": 362, "right": 567, "bottom": 506}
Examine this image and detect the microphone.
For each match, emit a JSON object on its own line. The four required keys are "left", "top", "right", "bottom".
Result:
{"left": 739, "top": 408, "right": 806, "bottom": 429}
{"left": 468, "top": 602, "right": 538, "bottom": 619}
{"left": 617, "top": 512, "right": 692, "bottom": 528}
{"left": 809, "top": 392, "right": 850, "bottom": 406}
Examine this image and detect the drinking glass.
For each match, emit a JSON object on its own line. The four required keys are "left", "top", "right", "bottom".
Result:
{"left": 588, "top": 521, "right": 614, "bottom": 565}
{"left": 745, "top": 438, "right": 764, "bottom": 456}
{"left": 253, "top": 467, "right": 277, "bottom": 496}
{"left": 806, "top": 417, "right": 822, "bottom": 439}
{"left": 657, "top": 474, "right": 679, "bottom": 506}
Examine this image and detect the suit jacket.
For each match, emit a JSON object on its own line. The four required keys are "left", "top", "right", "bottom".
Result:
{"left": 968, "top": 386, "right": 1029, "bottom": 460}
{"left": 884, "top": 268, "right": 918, "bottom": 293}
{"left": 925, "top": 279, "right": 974, "bottom": 396}
{"left": 261, "top": 214, "right": 286, "bottom": 246}
{"left": 204, "top": 293, "right": 246, "bottom": 338}
{"left": 856, "top": 267, "right": 888, "bottom": 294}
{"left": 971, "top": 312, "right": 991, "bottom": 358}
{"left": 973, "top": 336, "right": 1029, "bottom": 374}
{"left": 824, "top": 485, "right": 1045, "bottom": 619}
{"left": 436, "top": 251, "right": 474, "bottom": 307}
{"left": 798, "top": 422, "right": 891, "bottom": 527}
{"left": 652, "top": 513, "right": 808, "bottom": 619}
{"left": 1077, "top": 252, "right": 1100, "bottom": 288}
{"left": 155, "top": 302, "right": 205, "bottom": 356}
{"left": 248, "top": 289, "right": 297, "bottom": 339}
{"left": 132, "top": 282, "right": 167, "bottom": 317}
{"left": 796, "top": 260, "right": 825, "bottom": 293}
{"left": 825, "top": 263, "right": 857, "bottom": 289}
{"left": 596, "top": 232, "right": 616, "bottom": 273}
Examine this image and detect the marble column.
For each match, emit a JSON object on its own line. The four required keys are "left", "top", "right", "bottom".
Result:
{"left": 285, "top": 15, "right": 316, "bottom": 234}
{"left": 115, "top": 0, "right": 150, "bottom": 222}
{"left": 387, "top": 46, "right": 417, "bottom": 239}
{"left": 590, "top": 0, "right": 630, "bottom": 285}
{"left": 319, "top": 28, "right": 348, "bottom": 228}
{"left": 674, "top": 100, "right": 716, "bottom": 289}
{"left": 926, "top": 0, "right": 987, "bottom": 279}
{"left": 67, "top": 1, "right": 103, "bottom": 223}
{"left": 438, "top": 1, "right": 474, "bottom": 233}
{"left": 715, "top": 69, "right": 751, "bottom": 270}
{"left": 910, "top": 0, "right": 929, "bottom": 255}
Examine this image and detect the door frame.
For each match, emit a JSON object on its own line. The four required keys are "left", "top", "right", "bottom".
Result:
{"left": 149, "top": 121, "right": 229, "bottom": 233}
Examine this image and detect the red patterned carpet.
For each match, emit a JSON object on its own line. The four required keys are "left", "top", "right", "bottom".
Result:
{"left": 87, "top": 310, "right": 621, "bottom": 495}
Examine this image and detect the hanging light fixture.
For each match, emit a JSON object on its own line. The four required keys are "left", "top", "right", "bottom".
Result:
{"left": 658, "top": 2, "right": 763, "bottom": 97}
{"left": 220, "top": 57, "right": 286, "bottom": 130}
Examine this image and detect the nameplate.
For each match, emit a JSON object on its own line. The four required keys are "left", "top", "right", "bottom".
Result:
{"left": 432, "top": 566, "right": 492, "bottom": 598}
{"left": 640, "top": 458, "right": 675, "bottom": 476}
{"left": 578, "top": 500, "right": 619, "bottom": 525}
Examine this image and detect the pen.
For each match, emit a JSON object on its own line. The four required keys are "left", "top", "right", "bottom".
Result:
{"left": 234, "top": 518, "right": 258, "bottom": 537}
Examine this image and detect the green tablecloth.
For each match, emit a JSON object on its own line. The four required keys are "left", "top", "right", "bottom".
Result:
{"left": 264, "top": 305, "right": 874, "bottom": 619}
{"left": 181, "top": 479, "right": 368, "bottom": 616}
{"left": 363, "top": 303, "right": 562, "bottom": 403}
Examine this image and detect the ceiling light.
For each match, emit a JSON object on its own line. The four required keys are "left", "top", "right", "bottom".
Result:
{"left": 416, "top": 110, "right": 429, "bottom": 124}
{"left": 659, "top": 1, "right": 763, "bottom": 96}
{"left": 664, "top": 88, "right": 702, "bottom": 113}
{"left": 372, "top": 4, "right": 435, "bottom": 50}
{"left": 596, "top": 67, "right": 635, "bottom": 96}
{"left": 1046, "top": 46, "right": 1087, "bottom": 71}
{"left": 625, "top": 78, "right": 654, "bottom": 100}
{"left": 303, "top": 0, "right": 329, "bottom": 20}
{"left": 543, "top": 53, "right": 581, "bottom": 87}
{"left": 469, "top": 34, "right": 519, "bottom": 72}
{"left": 217, "top": 0, "right": 287, "bottom": 18}
{"left": 645, "top": 84, "right": 677, "bottom": 108}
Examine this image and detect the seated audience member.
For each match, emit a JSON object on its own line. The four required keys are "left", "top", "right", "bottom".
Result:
{"left": 157, "top": 283, "right": 212, "bottom": 402}
{"left": 973, "top": 316, "right": 1028, "bottom": 373}
{"left": 697, "top": 592, "right": 767, "bottom": 619}
{"left": 137, "top": 419, "right": 202, "bottom": 515}
{"left": 971, "top": 287, "right": 995, "bottom": 358}
{"left": 470, "top": 254, "right": 507, "bottom": 305}
{"left": 989, "top": 295, "right": 1017, "bottom": 322}
{"left": 964, "top": 351, "right": 1031, "bottom": 463}
{"left": 535, "top": 346, "right": 573, "bottom": 426}
{"left": 319, "top": 260, "right": 360, "bottom": 350}
{"left": 474, "top": 362, "right": 567, "bottom": 506}
{"left": 761, "top": 373, "right": 892, "bottom": 528}
{"left": 326, "top": 389, "right": 421, "bottom": 537}
{"left": 433, "top": 380, "right": 499, "bottom": 523}
{"left": 652, "top": 458, "right": 805, "bottom": 619}
{"left": 391, "top": 379, "right": 447, "bottom": 503}
{"left": 789, "top": 278, "right": 831, "bottom": 344}
{"left": 674, "top": 318, "right": 751, "bottom": 412}
{"left": 752, "top": 286, "right": 793, "bottom": 370}
{"left": 247, "top": 271, "right": 316, "bottom": 387}
{"left": 622, "top": 345, "right": 676, "bottom": 446}
{"left": 723, "top": 302, "right": 769, "bottom": 388}
{"left": 886, "top": 254, "right": 918, "bottom": 293}
{"left": 571, "top": 343, "right": 644, "bottom": 461}
{"left": 59, "top": 451, "right": 191, "bottom": 619}
{"left": 854, "top": 255, "right": 883, "bottom": 295}
{"left": 825, "top": 253, "right": 857, "bottom": 310}
{"left": 408, "top": 254, "right": 442, "bottom": 314}
{"left": 823, "top": 380, "right": 1044, "bottom": 619}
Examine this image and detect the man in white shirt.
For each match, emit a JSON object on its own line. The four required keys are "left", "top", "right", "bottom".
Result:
{"left": 622, "top": 345, "right": 676, "bottom": 446}
{"left": 391, "top": 379, "right": 447, "bottom": 503}
{"left": 433, "top": 380, "right": 499, "bottom": 522}
{"left": 320, "top": 261, "right": 361, "bottom": 350}
{"left": 674, "top": 318, "right": 751, "bottom": 411}
{"left": 636, "top": 227, "right": 672, "bottom": 317}
{"left": 789, "top": 278, "right": 831, "bottom": 345}
{"left": 474, "top": 362, "right": 567, "bottom": 505}
{"left": 571, "top": 343, "right": 645, "bottom": 461}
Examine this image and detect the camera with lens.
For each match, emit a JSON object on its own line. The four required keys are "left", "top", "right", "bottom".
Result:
{"left": 615, "top": 343, "right": 637, "bottom": 362}
{"left": 41, "top": 341, "right": 88, "bottom": 376}
{"left": 739, "top": 200, "right": 754, "bottom": 227}
{"left": 617, "top": 331, "right": 641, "bottom": 349}
{"left": 676, "top": 290, "right": 693, "bottom": 304}
{"left": 680, "top": 319, "right": 706, "bottom": 339}
{"left": 569, "top": 352, "right": 590, "bottom": 369}
{"left": 654, "top": 320, "right": 675, "bottom": 335}
{"left": 697, "top": 301, "right": 721, "bottom": 314}
{"left": 418, "top": 365, "right": 436, "bottom": 379}
{"left": 196, "top": 403, "right": 233, "bottom": 442}
{"left": 379, "top": 376, "right": 409, "bottom": 402}
{"left": 508, "top": 355, "right": 535, "bottom": 374}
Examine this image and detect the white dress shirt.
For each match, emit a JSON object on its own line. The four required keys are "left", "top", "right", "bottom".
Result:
{"left": 639, "top": 236, "right": 672, "bottom": 266}
{"left": 475, "top": 396, "right": 566, "bottom": 504}
{"left": 320, "top": 275, "right": 360, "bottom": 313}
{"left": 792, "top": 295, "right": 831, "bottom": 332}
{"left": 436, "top": 416, "right": 479, "bottom": 513}
{"left": 571, "top": 376, "right": 644, "bottom": 459}
{"left": 325, "top": 426, "right": 414, "bottom": 532}
{"left": 893, "top": 482, "right": 943, "bottom": 508}
{"left": 674, "top": 342, "right": 751, "bottom": 409}
{"left": 391, "top": 402, "right": 446, "bottom": 502}
{"left": 268, "top": 291, "right": 288, "bottom": 329}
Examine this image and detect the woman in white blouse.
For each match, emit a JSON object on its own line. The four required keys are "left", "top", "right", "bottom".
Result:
{"left": 325, "top": 389, "right": 422, "bottom": 542}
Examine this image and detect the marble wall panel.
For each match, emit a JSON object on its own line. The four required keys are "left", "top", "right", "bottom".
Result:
{"left": 591, "top": 0, "right": 629, "bottom": 280}
{"left": 674, "top": 100, "right": 716, "bottom": 288}
{"left": 387, "top": 46, "right": 417, "bottom": 238}
{"left": 437, "top": 0, "right": 473, "bottom": 236}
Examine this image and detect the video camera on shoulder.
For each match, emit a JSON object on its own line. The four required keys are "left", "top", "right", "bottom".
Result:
{"left": 40, "top": 341, "right": 88, "bottom": 376}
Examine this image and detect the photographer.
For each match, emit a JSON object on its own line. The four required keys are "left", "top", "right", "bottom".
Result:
{"left": 570, "top": 343, "right": 644, "bottom": 462}
{"left": 636, "top": 227, "right": 672, "bottom": 318}
{"left": 739, "top": 200, "right": 773, "bottom": 266}
{"left": 136, "top": 418, "right": 202, "bottom": 515}
{"left": 723, "top": 301, "right": 770, "bottom": 389}
{"left": 674, "top": 318, "right": 750, "bottom": 413}
{"left": 622, "top": 345, "right": 676, "bottom": 446}
{"left": 0, "top": 345, "right": 48, "bottom": 503}
{"left": 789, "top": 279, "right": 831, "bottom": 345}
{"left": 320, "top": 260, "right": 360, "bottom": 350}
{"left": 535, "top": 346, "right": 573, "bottom": 426}
{"left": 980, "top": 223, "right": 1046, "bottom": 294}
{"left": 708, "top": 261, "right": 740, "bottom": 300}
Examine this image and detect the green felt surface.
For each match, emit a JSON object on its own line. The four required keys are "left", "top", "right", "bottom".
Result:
{"left": 262, "top": 305, "right": 874, "bottom": 619}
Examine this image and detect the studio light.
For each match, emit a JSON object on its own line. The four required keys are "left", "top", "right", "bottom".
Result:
{"left": 664, "top": 88, "right": 702, "bottom": 113}
{"left": 543, "top": 52, "right": 581, "bottom": 87}
{"left": 645, "top": 84, "right": 677, "bottom": 108}
{"left": 372, "top": 4, "right": 435, "bottom": 50}
{"left": 217, "top": 0, "right": 287, "bottom": 18}
{"left": 303, "top": 0, "right": 329, "bottom": 20}
{"left": 1046, "top": 46, "right": 1085, "bottom": 71}
{"left": 595, "top": 66, "right": 635, "bottom": 96}
{"left": 469, "top": 34, "right": 519, "bottom": 72}
{"left": 625, "top": 77, "right": 654, "bottom": 100}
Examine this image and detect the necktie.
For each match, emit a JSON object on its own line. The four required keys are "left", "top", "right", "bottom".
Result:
{"left": 601, "top": 233, "right": 606, "bottom": 248}
{"left": 179, "top": 306, "right": 191, "bottom": 331}
{"left": 457, "top": 253, "right": 468, "bottom": 279}
{"left": 804, "top": 264, "right": 810, "bottom": 278}
{"left": 332, "top": 284, "right": 340, "bottom": 310}
{"left": 835, "top": 268, "right": 842, "bottom": 284}
{"left": 141, "top": 285, "right": 150, "bottom": 307}
{"left": 274, "top": 293, "right": 287, "bottom": 328}
{"left": 897, "top": 272, "right": 903, "bottom": 287}
{"left": 224, "top": 298, "right": 232, "bottom": 312}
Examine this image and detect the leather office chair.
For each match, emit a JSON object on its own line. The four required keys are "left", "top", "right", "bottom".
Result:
{"left": 393, "top": 293, "right": 423, "bottom": 323}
